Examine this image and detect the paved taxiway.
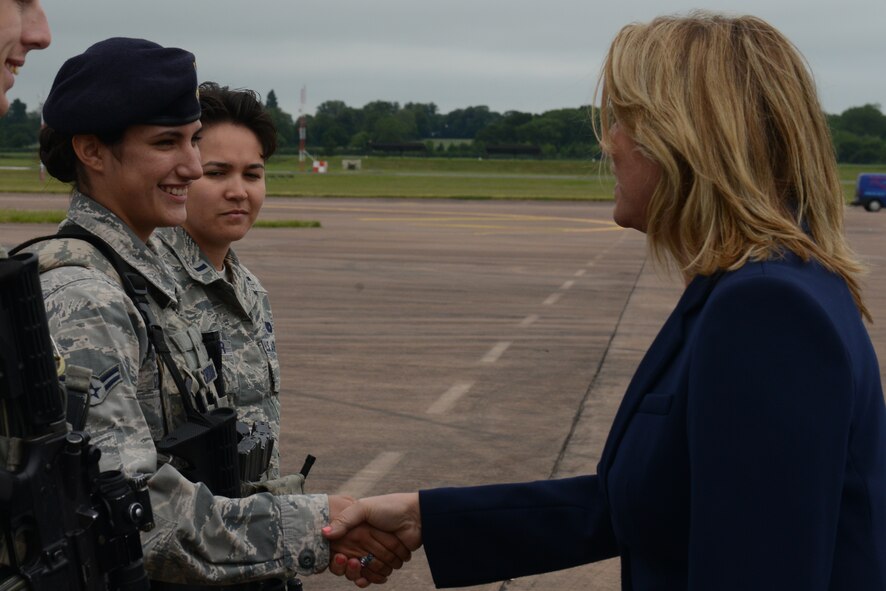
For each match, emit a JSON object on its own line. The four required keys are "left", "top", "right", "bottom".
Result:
{"left": 4, "top": 195, "right": 886, "bottom": 590}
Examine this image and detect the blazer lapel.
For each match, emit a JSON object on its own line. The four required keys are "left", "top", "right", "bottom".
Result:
{"left": 598, "top": 272, "right": 722, "bottom": 487}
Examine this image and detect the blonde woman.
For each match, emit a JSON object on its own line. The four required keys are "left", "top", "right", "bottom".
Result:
{"left": 324, "top": 12, "right": 886, "bottom": 590}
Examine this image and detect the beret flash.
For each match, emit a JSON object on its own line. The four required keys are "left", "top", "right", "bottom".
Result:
{"left": 42, "top": 37, "right": 201, "bottom": 135}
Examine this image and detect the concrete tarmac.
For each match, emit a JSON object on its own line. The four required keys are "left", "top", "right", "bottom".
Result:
{"left": 3, "top": 195, "right": 886, "bottom": 590}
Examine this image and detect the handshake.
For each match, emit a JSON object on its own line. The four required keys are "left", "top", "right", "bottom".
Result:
{"left": 323, "top": 493, "right": 422, "bottom": 587}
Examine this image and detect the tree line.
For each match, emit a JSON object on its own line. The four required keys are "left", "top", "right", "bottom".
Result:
{"left": 3, "top": 91, "right": 886, "bottom": 163}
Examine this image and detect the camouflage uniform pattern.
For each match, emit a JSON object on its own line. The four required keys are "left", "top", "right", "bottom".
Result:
{"left": 155, "top": 227, "right": 282, "bottom": 480}
{"left": 25, "top": 193, "right": 329, "bottom": 584}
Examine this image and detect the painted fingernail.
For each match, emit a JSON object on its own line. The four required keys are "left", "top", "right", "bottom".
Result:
{"left": 322, "top": 526, "right": 332, "bottom": 534}
{"left": 335, "top": 554, "right": 347, "bottom": 565}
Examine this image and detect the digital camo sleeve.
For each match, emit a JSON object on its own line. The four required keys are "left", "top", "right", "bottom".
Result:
{"left": 146, "top": 465, "right": 329, "bottom": 583}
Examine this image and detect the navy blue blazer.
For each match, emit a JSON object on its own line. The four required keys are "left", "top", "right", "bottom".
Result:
{"left": 420, "top": 255, "right": 886, "bottom": 590}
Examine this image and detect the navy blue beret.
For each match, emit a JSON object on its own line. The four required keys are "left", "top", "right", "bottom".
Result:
{"left": 42, "top": 37, "right": 200, "bottom": 135}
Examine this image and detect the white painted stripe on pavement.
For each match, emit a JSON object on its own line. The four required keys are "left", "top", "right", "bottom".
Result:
{"left": 561, "top": 280, "right": 575, "bottom": 290}
{"left": 519, "top": 314, "right": 539, "bottom": 327}
{"left": 543, "top": 292, "right": 562, "bottom": 306}
{"left": 336, "top": 451, "right": 404, "bottom": 498}
{"left": 427, "top": 381, "right": 475, "bottom": 415}
{"left": 481, "top": 341, "right": 512, "bottom": 364}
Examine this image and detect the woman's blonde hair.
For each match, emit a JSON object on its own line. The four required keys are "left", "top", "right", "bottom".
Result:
{"left": 595, "top": 11, "right": 869, "bottom": 319}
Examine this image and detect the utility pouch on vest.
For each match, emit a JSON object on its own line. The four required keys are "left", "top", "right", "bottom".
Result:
{"left": 157, "top": 407, "right": 241, "bottom": 498}
{"left": 237, "top": 420, "right": 274, "bottom": 483}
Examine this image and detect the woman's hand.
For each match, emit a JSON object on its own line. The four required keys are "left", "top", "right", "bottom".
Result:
{"left": 324, "top": 493, "right": 422, "bottom": 586}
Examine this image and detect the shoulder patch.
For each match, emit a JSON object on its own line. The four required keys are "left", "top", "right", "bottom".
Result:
{"left": 88, "top": 364, "right": 122, "bottom": 405}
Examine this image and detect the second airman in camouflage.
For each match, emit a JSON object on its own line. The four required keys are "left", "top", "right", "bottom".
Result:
{"left": 155, "top": 83, "right": 287, "bottom": 484}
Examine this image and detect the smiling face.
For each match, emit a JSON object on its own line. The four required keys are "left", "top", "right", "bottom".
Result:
{"left": 608, "top": 122, "right": 662, "bottom": 233}
{"left": 183, "top": 122, "right": 266, "bottom": 266}
{"left": 0, "top": 0, "right": 50, "bottom": 115}
{"left": 93, "top": 122, "right": 203, "bottom": 241}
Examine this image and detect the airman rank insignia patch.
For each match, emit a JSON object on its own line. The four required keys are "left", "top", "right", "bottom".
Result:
{"left": 88, "top": 364, "right": 122, "bottom": 404}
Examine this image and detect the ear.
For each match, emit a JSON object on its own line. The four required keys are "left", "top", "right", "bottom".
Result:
{"left": 71, "top": 135, "right": 107, "bottom": 174}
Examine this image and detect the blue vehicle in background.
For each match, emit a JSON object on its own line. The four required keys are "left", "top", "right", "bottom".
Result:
{"left": 852, "top": 173, "right": 886, "bottom": 212}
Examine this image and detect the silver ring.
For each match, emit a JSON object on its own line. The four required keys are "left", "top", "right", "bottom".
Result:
{"left": 359, "top": 553, "right": 375, "bottom": 567}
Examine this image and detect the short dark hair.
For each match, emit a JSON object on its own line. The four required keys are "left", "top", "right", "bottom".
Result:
{"left": 198, "top": 82, "right": 277, "bottom": 159}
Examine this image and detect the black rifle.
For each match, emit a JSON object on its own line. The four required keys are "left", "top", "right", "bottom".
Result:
{"left": 0, "top": 253, "right": 154, "bottom": 591}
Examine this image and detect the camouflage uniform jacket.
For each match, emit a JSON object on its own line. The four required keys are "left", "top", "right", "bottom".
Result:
{"left": 155, "top": 227, "right": 282, "bottom": 479}
{"left": 25, "top": 193, "right": 329, "bottom": 584}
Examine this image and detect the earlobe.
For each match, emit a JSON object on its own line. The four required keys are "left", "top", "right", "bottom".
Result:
{"left": 71, "top": 135, "right": 106, "bottom": 173}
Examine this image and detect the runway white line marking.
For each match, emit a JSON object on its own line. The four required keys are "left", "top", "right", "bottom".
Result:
{"left": 519, "top": 314, "right": 539, "bottom": 327}
{"left": 481, "top": 341, "right": 512, "bottom": 364}
{"left": 543, "top": 293, "right": 563, "bottom": 306}
{"left": 561, "top": 280, "right": 575, "bottom": 290}
{"left": 574, "top": 269, "right": 586, "bottom": 277}
{"left": 427, "top": 381, "right": 475, "bottom": 415}
{"left": 336, "top": 451, "right": 404, "bottom": 498}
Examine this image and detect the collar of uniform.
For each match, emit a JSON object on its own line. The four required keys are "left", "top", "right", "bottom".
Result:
{"left": 226, "top": 254, "right": 262, "bottom": 318}
{"left": 156, "top": 226, "right": 227, "bottom": 285}
{"left": 156, "top": 227, "right": 259, "bottom": 317}
{"left": 64, "top": 192, "right": 179, "bottom": 302}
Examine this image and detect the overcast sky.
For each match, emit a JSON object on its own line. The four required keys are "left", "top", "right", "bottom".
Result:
{"left": 10, "top": 0, "right": 884, "bottom": 120}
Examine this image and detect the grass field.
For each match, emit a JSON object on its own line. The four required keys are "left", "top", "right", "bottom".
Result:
{"left": 1, "top": 153, "right": 883, "bottom": 202}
